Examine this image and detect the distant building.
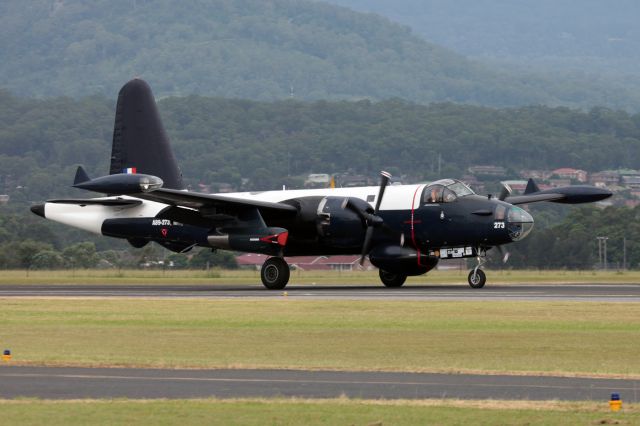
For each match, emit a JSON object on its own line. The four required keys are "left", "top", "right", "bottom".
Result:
{"left": 468, "top": 165, "right": 507, "bottom": 177}
{"left": 520, "top": 169, "right": 552, "bottom": 180}
{"left": 622, "top": 175, "right": 640, "bottom": 189}
{"left": 500, "top": 180, "right": 528, "bottom": 194}
{"left": 552, "top": 168, "right": 588, "bottom": 183}
{"left": 0, "top": 194, "right": 8, "bottom": 205}
{"left": 548, "top": 178, "right": 572, "bottom": 187}
{"left": 339, "top": 174, "right": 372, "bottom": 187}
{"left": 305, "top": 173, "right": 330, "bottom": 187}
{"left": 590, "top": 171, "right": 620, "bottom": 186}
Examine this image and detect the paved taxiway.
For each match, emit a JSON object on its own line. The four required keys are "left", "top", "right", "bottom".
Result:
{"left": 1, "top": 366, "right": 638, "bottom": 401}
{"left": 0, "top": 283, "right": 639, "bottom": 301}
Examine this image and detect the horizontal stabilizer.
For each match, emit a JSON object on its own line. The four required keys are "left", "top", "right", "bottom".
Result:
{"left": 73, "top": 166, "right": 90, "bottom": 185}
{"left": 47, "top": 198, "right": 143, "bottom": 207}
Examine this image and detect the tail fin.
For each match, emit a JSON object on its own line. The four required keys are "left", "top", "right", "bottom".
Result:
{"left": 73, "top": 166, "right": 90, "bottom": 185}
{"left": 524, "top": 178, "right": 540, "bottom": 194}
{"left": 109, "top": 79, "right": 184, "bottom": 190}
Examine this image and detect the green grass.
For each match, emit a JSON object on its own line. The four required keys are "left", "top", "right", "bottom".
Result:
{"left": 2, "top": 299, "right": 640, "bottom": 376}
{"left": 1, "top": 268, "right": 639, "bottom": 285}
{"left": 0, "top": 399, "right": 638, "bottom": 425}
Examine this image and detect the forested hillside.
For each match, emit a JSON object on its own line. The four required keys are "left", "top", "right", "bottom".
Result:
{"left": 1, "top": 0, "right": 640, "bottom": 109}
{"left": 2, "top": 91, "right": 640, "bottom": 204}
{"left": 329, "top": 1, "right": 640, "bottom": 77}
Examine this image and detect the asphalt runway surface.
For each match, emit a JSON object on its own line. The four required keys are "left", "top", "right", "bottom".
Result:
{"left": 1, "top": 283, "right": 640, "bottom": 301}
{"left": 1, "top": 366, "right": 638, "bottom": 401}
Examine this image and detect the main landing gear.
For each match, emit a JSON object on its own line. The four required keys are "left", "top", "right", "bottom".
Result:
{"left": 260, "top": 257, "right": 290, "bottom": 290}
{"left": 378, "top": 269, "right": 407, "bottom": 288}
{"left": 468, "top": 255, "right": 487, "bottom": 289}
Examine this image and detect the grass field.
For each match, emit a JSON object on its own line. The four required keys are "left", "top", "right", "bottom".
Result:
{"left": 1, "top": 268, "right": 639, "bottom": 285}
{"left": 2, "top": 299, "right": 640, "bottom": 376}
{"left": 1, "top": 398, "right": 637, "bottom": 425}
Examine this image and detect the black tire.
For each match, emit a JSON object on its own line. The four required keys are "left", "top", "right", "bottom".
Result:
{"left": 379, "top": 269, "right": 407, "bottom": 288}
{"left": 468, "top": 269, "right": 486, "bottom": 289}
{"left": 260, "top": 257, "right": 290, "bottom": 290}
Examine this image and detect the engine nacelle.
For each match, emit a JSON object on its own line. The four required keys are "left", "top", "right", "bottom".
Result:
{"left": 369, "top": 244, "right": 439, "bottom": 276}
{"left": 316, "top": 196, "right": 367, "bottom": 249}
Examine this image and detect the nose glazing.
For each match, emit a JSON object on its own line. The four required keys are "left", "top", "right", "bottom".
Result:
{"left": 507, "top": 206, "right": 534, "bottom": 241}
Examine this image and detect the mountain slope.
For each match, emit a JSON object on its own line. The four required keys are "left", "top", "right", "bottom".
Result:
{"left": 1, "top": 0, "right": 638, "bottom": 109}
{"left": 328, "top": 0, "right": 640, "bottom": 105}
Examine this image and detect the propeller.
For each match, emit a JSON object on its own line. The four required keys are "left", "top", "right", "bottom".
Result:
{"left": 498, "top": 182, "right": 512, "bottom": 201}
{"left": 359, "top": 171, "right": 391, "bottom": 265}
{"left": 495, "top": 245, "right": 510, "bottom": 263}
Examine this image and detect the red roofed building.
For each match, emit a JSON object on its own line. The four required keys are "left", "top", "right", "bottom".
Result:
{"left": 552, "top": 168, "right": 588, "bottom": 183}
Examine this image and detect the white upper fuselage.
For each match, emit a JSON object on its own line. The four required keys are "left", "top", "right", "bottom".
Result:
{"left": 220, "top": 184, "right": 425, "bottom": 211}
{"left": 42, "top": 184, "right": 426, "bottom": 235}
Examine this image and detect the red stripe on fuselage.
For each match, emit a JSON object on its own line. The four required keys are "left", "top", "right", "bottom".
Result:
{"left": 410, "top": 186, "right": 422, "bottom": 267}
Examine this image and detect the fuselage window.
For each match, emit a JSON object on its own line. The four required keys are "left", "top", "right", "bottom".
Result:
{"left": 495, "top": 205, "right": 506, "bottom": 221}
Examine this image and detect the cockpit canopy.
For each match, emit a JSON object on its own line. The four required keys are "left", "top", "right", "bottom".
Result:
{"left": 422, "top": 179, "right": 475, "bottom": 204}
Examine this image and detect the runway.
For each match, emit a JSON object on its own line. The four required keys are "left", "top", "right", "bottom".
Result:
{"left": 1, "top": 283, "right": 640, "bottom": 301}
{"left": 1, "top": 366, "right": 638, "bottom": 401}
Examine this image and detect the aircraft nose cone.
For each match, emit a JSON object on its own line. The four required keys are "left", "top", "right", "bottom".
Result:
{"left": 30, "top": 203, "right": 45, "bottom": 218}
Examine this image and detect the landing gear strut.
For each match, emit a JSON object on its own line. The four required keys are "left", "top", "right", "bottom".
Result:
{"left": 467, "top": 255, "right": 487, "bottom": 289}
{"left": 379, "top": 269, "right": 407, "bottom": 288}
{"left": 261, "top": 257, "right": 290, "bottom": 290}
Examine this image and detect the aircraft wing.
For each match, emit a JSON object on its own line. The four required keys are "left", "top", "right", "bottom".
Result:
{"left": 137, "top": 188, "right": 298, "bottom": 215}
{"left": 506, "top": 184, "right": 612, "bottom": 205}
{"left": 505, "top": 193, "right": 565, "bottom": 205}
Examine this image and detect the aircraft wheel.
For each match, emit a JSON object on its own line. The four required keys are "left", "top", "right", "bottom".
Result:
{"left": 468, "top": 269, "right": 486, "bottom": 289}
{"left": 261, "top": 257, "right": 290, "bottom": 290}
{"left": 379, "top": 269, "right": 407, "bottom": 288}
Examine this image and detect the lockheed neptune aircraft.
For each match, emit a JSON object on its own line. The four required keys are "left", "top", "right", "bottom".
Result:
{"left": 31, "top": 79, "right": 612, "bottom": 289}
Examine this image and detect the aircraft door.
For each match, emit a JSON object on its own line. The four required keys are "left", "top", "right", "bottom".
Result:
{"left": 416, "top": 184, "right": 449, "bottom": 247}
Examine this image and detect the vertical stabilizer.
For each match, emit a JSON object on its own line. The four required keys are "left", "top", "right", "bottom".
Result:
{"left": 524, "top": 178, "right": 540, "bottom": 194}
{"left": 73, "top": 166, "right": 90, "bottom": 185}
{"left": 110, "top": 79, "right": 184, "bottom": 189}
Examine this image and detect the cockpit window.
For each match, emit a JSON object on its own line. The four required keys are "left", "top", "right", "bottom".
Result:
{"left": 423, "top": 179, "right": 474, "bottom": 204}
{"left": 424, "top": 185, "right": 444, "bottom": 203}
{"left": 443, "top": 188, "right": 457, "bottom": 202}
{"left": 447, "top": 181, "right": 474, "bottom": 197}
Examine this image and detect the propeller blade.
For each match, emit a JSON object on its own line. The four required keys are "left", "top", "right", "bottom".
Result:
{"left": 360, "top": 226, "right": 375, "bottom": 265}
{"left": 359, "top": 171, "right": 392, "bottom": 265}
{"left": 496, "top": 245, "right": 510, "bottom": 263}
{"left": 373, "top": 171, "right": 391, "bottom": 213}
{"left": 498, "top": 183, "right": 512, "bottom": 201}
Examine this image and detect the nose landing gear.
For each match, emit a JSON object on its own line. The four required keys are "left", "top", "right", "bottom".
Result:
{"left": 468, "top": 255, "right": 487, "bottom": 289}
